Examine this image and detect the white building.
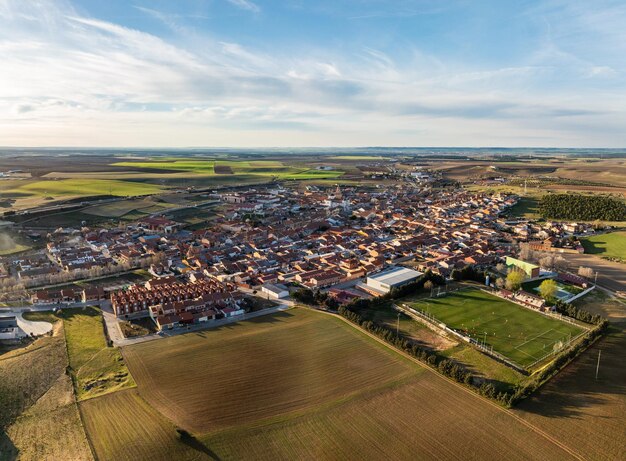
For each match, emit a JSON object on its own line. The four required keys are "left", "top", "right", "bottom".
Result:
{"left": 261, "top": 283, "right": 289, "bottom": 299}
{"left": 366, "top": 267, "right": 423, "bottom": 294}
{"left": 0, "top": 315, "right": 19, "bottom": 340}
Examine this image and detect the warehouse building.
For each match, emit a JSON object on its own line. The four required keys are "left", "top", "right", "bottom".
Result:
{"left": 365, "top": 266, "right": 423, "bottom": 294}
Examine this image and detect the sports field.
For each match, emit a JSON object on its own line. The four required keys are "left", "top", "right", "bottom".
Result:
{"left": 114, "top": 308, "right": 578, "bottom": 460}
{"left": 406, "top": 288, "right": 584, "bottom": 368}
{"left": 582, "top": 231, "right": 626, "bottom": 261}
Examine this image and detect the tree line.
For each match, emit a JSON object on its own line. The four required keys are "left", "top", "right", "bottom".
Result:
{"left": 337, "top": 301, "right": 607, "bottom": 407}
{"left": 540, "top": 194, "right": 626, "bottom": 221}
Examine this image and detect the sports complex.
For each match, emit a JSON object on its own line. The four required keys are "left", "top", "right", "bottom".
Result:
{"left": 404, "top": 287, "right": 587, "bottom": 369}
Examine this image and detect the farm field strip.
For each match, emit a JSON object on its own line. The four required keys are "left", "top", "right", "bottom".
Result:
{"left": 79, "top": 389, "right": 205, "bottom": 461}
{"left": 405, "top": 289, "right": 584, "bottom": 368}
{"left": 122, "top": 308, "right": 419, "bottom": 433}
{"left": 115, "top": 308, "right": 591, "bottom": 460}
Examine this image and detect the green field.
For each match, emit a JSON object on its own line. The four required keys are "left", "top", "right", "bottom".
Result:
{"left": 405, "top": 288, "right": 584, "bottom": 368}
{"left": 112, "top": 159, "right": 216, "bottom": 174}
{"left": 59, "top": 306, "right": 135, "bottom": 400}
{"left": 8, "top": 179, "right": 164, "bottom": 197}
{"left": 112, "top": 158, "right": 344, "bottom": 181}
{"left": 113, "top": 308, "right": 577, "bottom": 460}
{"left": 582, "top": 231, "right": 626, "bottom": 261}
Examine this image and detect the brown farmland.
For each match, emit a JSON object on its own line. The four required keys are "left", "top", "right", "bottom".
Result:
{"left": 122, "top": 308, "right": 584, "bottom": 460}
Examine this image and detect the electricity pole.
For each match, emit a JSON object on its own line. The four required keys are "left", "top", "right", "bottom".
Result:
{"left": 595, "top": 350, "right": 601, "bottom": 380}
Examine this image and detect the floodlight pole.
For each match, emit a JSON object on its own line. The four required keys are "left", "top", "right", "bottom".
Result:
{"left": 396, "top": 312, "right": 401, "bottom": 336}
{"left": 595, "top": 350, "right": 601, "bottom": 380}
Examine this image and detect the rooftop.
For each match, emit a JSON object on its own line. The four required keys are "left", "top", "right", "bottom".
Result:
{"left": 367, "top": 266, "right": 423, "bottom": 287}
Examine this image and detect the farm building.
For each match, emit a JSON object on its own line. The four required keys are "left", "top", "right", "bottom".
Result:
{"left": 505, "top": 256, "right": 540, "bottom": 278}
{"left": 261, "top": 283, "right": 289, "bottom": 299}
{"left": 366, "top": 266, "right": 423, "bottom": 294}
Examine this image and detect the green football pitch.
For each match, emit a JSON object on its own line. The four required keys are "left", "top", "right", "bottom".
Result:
{"left": 406, "top": 288, "right": 585, "bottom": 368}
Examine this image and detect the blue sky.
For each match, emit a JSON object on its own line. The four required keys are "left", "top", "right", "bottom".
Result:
{"left": 0, "top": 0, "right": 625, "bottom": 147}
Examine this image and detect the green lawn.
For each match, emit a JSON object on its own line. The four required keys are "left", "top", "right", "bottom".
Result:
{"left": 582, "top": 231, "right": 626, "bottom": 261}
{"left": 405, "top": 288, "right": 584, "bottom": 368}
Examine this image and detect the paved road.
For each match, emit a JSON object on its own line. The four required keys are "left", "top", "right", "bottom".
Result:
{"left": 15, "top": 312, "right": 53, "bottom": 336}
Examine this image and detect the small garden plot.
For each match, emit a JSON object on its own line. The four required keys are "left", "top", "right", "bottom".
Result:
{"left": 521, "top": 279, "right": 584, "bottom": 302}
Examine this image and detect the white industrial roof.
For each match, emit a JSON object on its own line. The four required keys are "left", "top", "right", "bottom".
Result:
{"left": 368, "top": 266, "right": 423, "bottom": 286}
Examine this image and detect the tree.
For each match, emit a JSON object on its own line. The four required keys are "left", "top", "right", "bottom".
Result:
{"left": 578, "top": 266, "right": 594, "bottom": 279}
{"left": 496, "top": 263, "right": 507, "bottom": 273}
{"left": 424, "top": 280, "right": 434, "bottom": 291}
{"left": 505, "top": 270, "right": 525, "bottom": 291}
{"left": 495, "top": 277, "right": 505, "bottom": 289}
{"left": 538, "top": 279, "right": 558, "bottom": 302}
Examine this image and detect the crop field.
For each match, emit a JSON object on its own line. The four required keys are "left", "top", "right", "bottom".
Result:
{"left": 582, "top": 231, "right": 626, "bottom": 261}
{"left": 1, "top": 374, "right": 93, "bottom": 461}
{"left": 123, "top": 308, "right": 419, "bottom": 433}
{"left": 60, "top": 306, "right": 135, "bottom": 400}
{"left": 515, "top": 323, "right": 626, "bottom": 461}
{"left": 112, "top": 159, "right": 216, "bottom": 174}
{"left": 119, "top": 308, "right": 583, "bottom": 460}
{"left": 6, "top": 178, "right": 164, "bottom": 198}
{"left": 112, "top": 158, "right": 344, "bottom": 181}
{"left": 82, "top": 198, "right": 175, "bottom": 218}
{"left": 405, "top": 288, "right": 584, "bottom": 368}
{"left": 79, "top": 389, "right": 204, "bottom": 461}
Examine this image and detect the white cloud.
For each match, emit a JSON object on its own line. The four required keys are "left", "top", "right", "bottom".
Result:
{"left": 0, "top": 0, "right": 624, "bottom": 147}
{"left": 226, "top": 0, "right": 260, "bottom": 14}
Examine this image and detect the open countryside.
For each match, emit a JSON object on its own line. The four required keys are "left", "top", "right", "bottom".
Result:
{"left": 105, "top": 308, "right": 579, "bottom": 460}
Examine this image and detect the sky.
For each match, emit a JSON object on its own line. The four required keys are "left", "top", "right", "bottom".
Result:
{"left": 0, "top": 0, "right": 625, "bottom": 148}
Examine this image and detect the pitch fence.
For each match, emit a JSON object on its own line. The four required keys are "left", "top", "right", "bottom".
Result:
{"left": 394, "top": 303, "right": 528, "bottom": 375}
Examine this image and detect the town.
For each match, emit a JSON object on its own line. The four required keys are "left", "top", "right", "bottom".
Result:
{"left": 0, "top": 176, "right": 607, "bottom": 338}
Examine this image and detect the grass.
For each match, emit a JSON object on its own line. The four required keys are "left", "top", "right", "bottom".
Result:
{"left": 59, "top": 306, "right": 135, "bottom": 400}
{"left": 405, "top": 288, "right": 584, "bottom": 368}
{"left": 79, "top": 389, "right": 205, "bottom": 461}
{"left": 0, "top": 243, "right": 30, "bottom": 256}
{"left": 8, "top": 179, "right": 164, "bottom": 198}
{"left": 508, "top": 196, "right": 541, "bottom": 218}
{"left": 581, "top": 231, "right": 626, "bottom": 261}
{"left": 1, "top": 374, "right": 93, "bottom": 461}
{"left": 112, "top": 160, "right": 216, "bottom": 174}
{"left": 352, "top": 302, "right": 456, "bottom": 351}
{"left": 330, "top": 155, "right": 386, "bottom": 160}
{"left": 119, "top": 308, "right": 578, "bottom": 460}
{"left": 443, "top": 344, "right": 527, "bottom": 388}
{"left": 0, "top": 323, "right": 67, "bottom": 428}
{"left": 112, "top": 159, "right": 345, "bottom": 182}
